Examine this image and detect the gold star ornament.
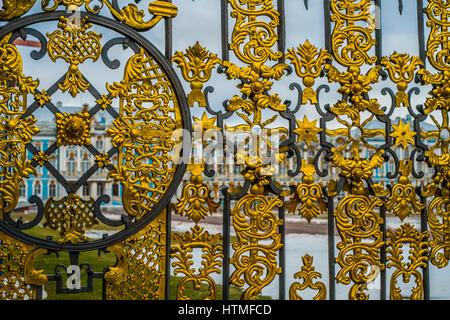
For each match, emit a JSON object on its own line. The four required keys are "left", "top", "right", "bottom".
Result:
{"left": 390, "top": 119, "right": 416, "bottom": 149}
{"left": 294, "top": 116, "right": 322, "bottom": 147}
{"left": 192, "top": 112, "right": 220, "bottom": 133}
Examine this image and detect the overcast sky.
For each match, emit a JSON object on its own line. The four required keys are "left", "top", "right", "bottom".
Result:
{"left": 12, "top": 0, "right": 435, "bottom": 130}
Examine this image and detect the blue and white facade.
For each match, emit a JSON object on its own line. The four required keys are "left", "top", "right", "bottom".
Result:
{"left": 18, "top": 103, "right": 122, "bottom": 210}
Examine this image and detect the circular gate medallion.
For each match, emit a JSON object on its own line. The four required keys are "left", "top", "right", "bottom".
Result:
{"left": 0, "top": 9, "right": 190, "bottom": 251}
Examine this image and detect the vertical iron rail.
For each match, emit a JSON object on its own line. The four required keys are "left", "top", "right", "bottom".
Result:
{"left": 277, "top": 0, "right": 286, "bottom": 61}
{"left": 323, "top": 0, "right": 331, "bottom": 53}
{"left": 222, "top": 194, "right": 230, "bottom": 300}
{"left": 417, "top": 0, "right": 426, "bottom": 65}
{"left": 327, "top": 195, "right": 336, "bottom": 300}
{"left": 36, "top": 286, "right": 43, "bottom": 300}
{"left": 165, "top": 204, "right": 172, "bottom": 300}
{"left": 278, "top": 199, "right": 286, "bottom": 300}
{"left": 221, "top": 0, "right": 229, "bottom": 62}
{"left": 420, "top": 193, "right": 430, "bottom": 300}
{"left": 380, "top": 205, "right": 387, "bottom": 300}
{"left": 375, "top": 0, "right": 383, "bottom": 62}
{"left": 164, "top": 0, "right": 173, "bottom": 61}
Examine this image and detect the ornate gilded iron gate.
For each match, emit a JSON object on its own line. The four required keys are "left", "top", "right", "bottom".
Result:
{"left": 0, "top": 0, "right": 449, "bottom": 301}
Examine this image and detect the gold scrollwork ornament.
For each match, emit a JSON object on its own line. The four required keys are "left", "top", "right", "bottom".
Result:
{"left": 330, "top": 0, "right": 377, "bottom": 67}
{"left": 173, "top": 163, "right": 220, "bottom": 224}
{"left": 335, "top": 194, "right": 384, "bottom": 300}
{"left": 171, "top": 225, "right": 223, "bottom": 300}
{"left": 0, "top": 0, "right": 37, "bottom": 20}
{"left": 380, "top": 53, "right": 423, "bottom": 107}
{"left": 47, "top": 16, "right": 102, "bottom": 97}
{"left": 230, "top": 194, "right": 283, "bottom": 300}
{"left": 172, "top": 42, "right": 221, "bottom": 107}
{"left": 43, "top": 194, "right": 98, "bottom": 244}
{"left": 386, "top": 223, "right": 429, "bottom": 300}
{"left": 386, "top": 160, "right": 424, "bottom": 221}
{"left": 289, "top": 254, "right": 326, "bottom": 300}
{"left": 286, "top": 40, "right": 331, "bottom": 104}
{"left": 286, "top": 160, "right": 324, "bottom": 222}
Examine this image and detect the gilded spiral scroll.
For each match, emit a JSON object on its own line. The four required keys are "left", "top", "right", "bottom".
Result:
{"left": 386, "top": 223, "right": 429, "bottom": 300}
{"left": 105, "top": 210, "right": 166, "bottom": 300}
{"left": 106, "top": 47, "right": 182, "bottom": 220}
{"left": 289, "top": 254, "right": 326, "bottom": 300}
{"left": 230, "top": 194, "right": 283, "bottom": 300}
{"left": 335, "top": 195, "right": 384, "bottom": 300}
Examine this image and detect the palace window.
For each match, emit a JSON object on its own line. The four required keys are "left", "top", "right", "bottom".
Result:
{"left": 112, "top": 183, "right": 119, "bottom": 196}
{"left": 83, "top": 183, "right": 90, "bottom": 196}
{"left": 19, "top": 183, "right": 26, "bottom": 198}
{"left": 68, "top": 157, "right": 76, "bottom": 174}
{"left": 34, "top": 182, "right": 41, "bottom": 195}
{"left": 97, "top": 182, "right": 104, "bottom": 196}
{"left": 49, "top": 183, "right": 56, "bottom": 198}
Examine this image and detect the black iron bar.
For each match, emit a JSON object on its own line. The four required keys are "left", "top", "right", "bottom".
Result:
{"left": 220, "top": 0, "right": 229, "bottom": 62}
{"left": 327, "top": 194, "right": 336, "bottom": 300}
{"left": 165, "top": 203, "right": 172, "bottom": 300}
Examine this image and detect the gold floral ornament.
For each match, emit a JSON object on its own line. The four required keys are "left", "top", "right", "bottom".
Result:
{"left": 335, "top": 194, "right": 384, "bottom": 300}
{"left": 105, "top": 210, "right": 166, "bottom": 300}
{"left": 173, "top": 162, "right": 220, "bottom": 224}
{"left": 386, "top": 160, "right": 424, "bottom": 221}
{"left": 325, "top": 64, "right": 384, "bottom": 120}
{"left": 223, "top": 61, "right": 289, "bottom": 119}
{"left": 418, "top": 69, "right": 450, "bottom": 114}
{"left": 327, "top": 124, "right": 385, "bottom": 196}
{"left": 172, "top": 42, "right": 221, "bottom": 107}
{"left": 47, "top": 16, "right": 102, "bottom": 97}
{"left": 43, "top": 194, "right": 98, "bottom": 244}
{"left": 34, "top": 90, "right": 51, "bottom": 107}
{"left": 0, "top": 35, "right": 40, "bottom": 217}
{"left": 330, "top": 0, "right": 377, "bottom": 67}
{"left": 420, "top": 109, "right": 450, "bottom": 209}
{"left": 95, "top": 153, "right": 111, "bottom": 169}
{"left": 286, "top": 160, "right": 323, "bottom": 222}
{"left": 0, "top": 0, "right": 36, "bottom": 20}
{"left": 228, "top": 0, "right": 282, "bottom": 65}
{"left": 386, "top": 223, "right": 429, "bottom": 300}
{"left": 171, "top": 225, "right": 223, "bottom": 300}
{"left": 289, "top": 254, "right": 326, "bottom": 300}
{"left": 235, "top": 149, "right": 278, "bottom": 195}
{"left": 222, "top": 61, "right": 289, "bottom": 181}
{"left": 32, "top": 151, "right": 50, "bottom": 167}
{"left": 286, "top": 40, "right": 332, "bottom": 104}
{"left": 192, "top": 112, "right": 221, "bottom": 136}
{"left": 380, "top": 53, "right": 423, "bottom": 107}
{"left": 230, "top": 194, "right": 283, "bottom": 300}
{"left": 294, "top": 115, "right": 322, "bottom": 147}
{"left": 55, "top": 112, "right": 91, "bottom": 147}
{"left": 96, "top": 94, "right": 112, "bottom": 111}
{"left": 0, "top": 233, "right": 47, "bottom": 300}
{"left": 106, "top": 47, "right": 181, "bottom": 219}
{"left": 390, "top": 119, "right": 416, "bottom": 149}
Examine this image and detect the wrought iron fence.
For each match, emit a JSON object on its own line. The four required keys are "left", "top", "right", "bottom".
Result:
{"left": 0, "top": 0, "right": 449, "bottom": 301}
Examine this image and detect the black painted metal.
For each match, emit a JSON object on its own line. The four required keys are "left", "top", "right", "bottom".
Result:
{"left": 0, "top": 0, "right": 439, "bottom": 301}
{"left": 221, "top": 0, "right": 229, "bottom": 62}
{"left": 419, "top": 192, "right": 430, "bottom": 300}
{"left": 0, "top": 10, "right": 191, "bottom": 252}
{"left": 380, "top": 205, "right": 387, "bottom": 300}
{"left": 327, "top": 193, "right": 335, "bottom": 300}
